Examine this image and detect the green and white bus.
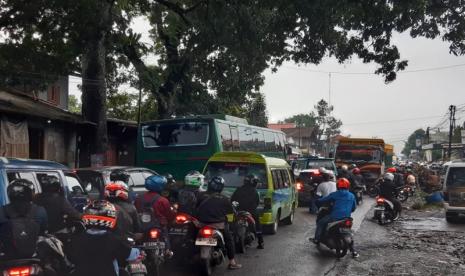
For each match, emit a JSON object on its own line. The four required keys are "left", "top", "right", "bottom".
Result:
{"left": 136, "top": 115, "right": 287, "bottom": 180}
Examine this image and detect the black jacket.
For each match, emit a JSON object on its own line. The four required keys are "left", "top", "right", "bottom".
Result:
{"left": 111, "top": 200, "right": 141, "bottom": 234}
{"left": 196, "top": 192, "right": 233, "bottom": 224}
{"left": 34, "top": 193, "right": 81, "bottom": 233}
{"left": 394, "top": 173, "right": 405, "bottom": 188}
{"left": 230, "top": 185, "right": 260, "bottom": 215}
{"left": 379, "top": 179, "right": 397, "bottom": 199}
{"left": 68, "top": 230, "right": 132, "bottom": 276}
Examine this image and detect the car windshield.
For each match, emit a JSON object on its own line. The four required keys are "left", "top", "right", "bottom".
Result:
{"left": 204, "top": 162, "right": 268, "bottom": 189}
{"left": 307, "top": 160, "right": 334, "bottom": 171}
{"left": 142, "top": 121, "right": 209, "bottom": 148}
{"left": 65, "top": 174, "right": 85, "bottom": 195}
{"left": 447, "top": 167, "right": 465, "bottom": 187}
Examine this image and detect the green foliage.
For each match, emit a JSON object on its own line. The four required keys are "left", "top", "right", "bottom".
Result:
{"left": 283, "top": 114, "right": 316, "bottom": 127}
{"left": 402, "top": 129, "right": 426, "bottom": 156}
{"left": 313, "top": 99, "right": 343, "bottom": 151}
{"left": 246, "top": 93, "right": 268, "bottom": 127}
{"left": 68, "top": 95, "right": 81, "bottom": 114}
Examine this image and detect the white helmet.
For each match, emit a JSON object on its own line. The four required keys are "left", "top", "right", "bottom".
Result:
{"left": 185, "top": 171, "right": 205, "bottom": 187}
{"left": 384, "top": 173, "right": 394, "bottom": 181}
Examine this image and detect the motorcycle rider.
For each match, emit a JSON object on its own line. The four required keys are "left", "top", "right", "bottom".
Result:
{"left": 196, "top": 176, "right": 242, "bottom": 270}
{"left": 338, "top": 165, "right": 355, "bottom": 186}
{"left": 34, "top": 175, "right": 82, "bottom": 233}
{"left": 177, "top": 171, "right": 204, "bottom": 215}
{"left": 161, "top": 173, "right": 179, "bottom": 203}
{"left": 0, "top": 179, "right": 48, "bottom": 261}
{"left": 387, "top": 167, "right": 404, "bottom": 188}
{"left": 68, "top": 200, "right": 141, "bottom": 276}
{"left": 312, "top": 178, "right": 359, "bottom": 258}
{"left": 315, "top": 169, "right": 337, "bottom": 198}
{"left": 135, "top": 175, "right": 176, "bottom": 257}
{"left": 379, "top": 173, "right": 402, "bottom": 217}
{"left": 231, "top": 174, "right": 265, "bottom": 249}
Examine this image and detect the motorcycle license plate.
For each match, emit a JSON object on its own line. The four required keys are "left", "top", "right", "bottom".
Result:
{"left": 143, "top": 241, "right": 165, "bottom": 250}
{"left": 128, "top": 263, "right": 147, "bottom": 274}
{"left": 195, "top": 238, "right": 217, "bottom": 246}
{"left": 374, "top": 206, "right": 385, "bottom": 211}
{"left": 169, "top": 227, "right": 188, "bottom": 235}
{"left": 339, "top": 228, "right": 352, "bottom": 234}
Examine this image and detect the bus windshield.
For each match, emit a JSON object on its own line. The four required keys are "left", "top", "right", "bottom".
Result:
{"left": 204, "top": 162, "right": 268, "bottom": 189}
{"left": 142, "top": 122, "right": 209, "bottom": 148}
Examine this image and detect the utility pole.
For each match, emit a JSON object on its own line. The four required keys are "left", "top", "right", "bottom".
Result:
{"left": 328, "top": 73, "right": 332, "bottom": 106}
{"left": 448, "top": 105, "right": 456, "bottom": 160}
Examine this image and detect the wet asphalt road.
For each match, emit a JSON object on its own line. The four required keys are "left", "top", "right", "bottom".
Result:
{"left": 163, "top": 197, "right": 374, "bottom": 276}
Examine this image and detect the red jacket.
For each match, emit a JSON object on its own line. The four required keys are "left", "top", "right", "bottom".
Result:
{"left": 135, "top": 192, "right": 175, "bottom": 226}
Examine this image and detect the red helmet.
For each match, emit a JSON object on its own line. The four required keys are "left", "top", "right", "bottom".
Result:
{"left": 104, "top": 182, "right": 129, "bottom": 201}
{"left": 387, "top": 167, "right": 397, "bottom": 173}
{"left": 337, "top": 178, "right": 350, "bottom": 189}
{"left": 352, "top": 168, "right": 361, "bottom": 175}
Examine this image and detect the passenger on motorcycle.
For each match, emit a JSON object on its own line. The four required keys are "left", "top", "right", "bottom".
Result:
{"left": 312, "top": 178, "right": 359, "bottom": 258}
{"left": 0, "top": 179, "right": 48, "bottom": 260}
{"left": 104, "top": 180, "right": 142, "bottom": 238}
{"left": 338, "top": 165, "right": 356, "bottom": 186}
{"left": 316, "top": 169, "right": 337, "bottom": 198}
{"left": 161, "top": 173, "right": 179, "bottom": 203}
{"left": 231, "top": 174, "right": 265, "bottom": 249}
{"left": 34, "top": 175, "right": 81, "bottom": 233}
{"left": 176, "top": 171, "right": 203, "bottom": 215}
{"left": 68, "top": 200, "right": 141, "bottom": 276}
{"left": 387, "top": 167, "right": 404, "bottom": 188}
{"left": 379, "top": 173, "right": 402, "bottom": 216}
{"left": 196, "top": 176, "right": 242, "bottom": 270}
{"left": 135, "top": 175, "right": 176, "bottom": 257}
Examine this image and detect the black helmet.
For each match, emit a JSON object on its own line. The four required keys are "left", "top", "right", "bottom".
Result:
{"left": 110, "top": 169, "right": 130, "bottom": 183}
{"left": 207, "top": 176, "right": 225, "bottom": 193}
{"left": 244, "top": 174, "right": 260, "bottom": 188}
{"left": 349, "top": 164, "right": 357, "bottom": 170}
{"left": 164, "top": 173, "right": 176, "bottom": 186}
{"left": 7, "top": 179, "right": 35, "bottom": 202}
{"left": 41, "top": 175, "right": 61, "bottom": 193}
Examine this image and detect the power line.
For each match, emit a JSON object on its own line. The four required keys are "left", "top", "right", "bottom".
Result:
{"left": 283, "top": 62, "right": 465, "bottom": 75}
{"left": 344, "top": 115, "right": 445, "bottom": 126}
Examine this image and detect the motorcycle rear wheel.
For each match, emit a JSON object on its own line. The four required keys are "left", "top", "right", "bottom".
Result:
{"left": 335, "top": 239, "right": 348, "bottom": 258}
{"left": 199, "top": 258, "right": 212, "bottom": 276}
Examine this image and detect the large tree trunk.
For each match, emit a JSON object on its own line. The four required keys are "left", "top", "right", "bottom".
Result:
{"left": 80, "top": 1, "right": 112, "bottom": 160}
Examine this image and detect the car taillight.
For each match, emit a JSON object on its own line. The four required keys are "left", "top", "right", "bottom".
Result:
{"left": 7, "top": 267, "right": 31, "bottom": 276}
{"left": 296, "top": 182, "right": 303, "bottom": 191}
{"left": 176, "top": 214, "right": 188, "bottom": 224}
{"left": 149, "top": 228, "right": 160, "bottom": 239}
{"left": 344, "top": 220, "right": 353, "bottom": 228}
{"left": 376, "top": 197, "right": 385, "bottom": 205}
{"left": 264, "top": 197, "right": 272, "bottom": 210}
{"left": 200, "top": 226, "right": 213, "bottom": 238}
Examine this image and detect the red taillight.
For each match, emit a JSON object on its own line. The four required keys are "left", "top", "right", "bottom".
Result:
{"left": 296, "top": 182, "right": 303, "bottom": 191}
{"left": 313, "top": 171, "right": 321, "bottom": 176}
{"left": 200, "top": 226, "right": 213, "bottom": 238}
{"left": 7, "top": 267, "right": 31, "bottom": 276}
{"left": 176, "top": 214, "right": 188, "bottom": 224}
{"left": 376, "top": 197, "right": 385, "bottom": 204}
{"left": 344, "top": 220, "right": 353, "bottom": 228}
{"left": 149, "top": 228, "right": 160, "bottom": 239}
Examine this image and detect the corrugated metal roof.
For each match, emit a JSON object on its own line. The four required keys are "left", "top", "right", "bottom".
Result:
{"left": 0, "top": 88, "right": 93, "bottom": 124}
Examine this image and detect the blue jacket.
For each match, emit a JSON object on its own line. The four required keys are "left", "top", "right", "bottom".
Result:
{"left": 317, "top": 189, "right": 356, "bottom": 220}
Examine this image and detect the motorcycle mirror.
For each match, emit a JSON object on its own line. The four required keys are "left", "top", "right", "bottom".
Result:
{"left": 232, "top": 201, "right": 239, "bottom": 208}
{"left": 85, "top": 183, "right": 93, "bottom": 192}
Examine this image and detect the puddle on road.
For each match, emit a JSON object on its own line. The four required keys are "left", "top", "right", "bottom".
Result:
{"left": 399, "top": 217, "right": 465, "bottom": 232}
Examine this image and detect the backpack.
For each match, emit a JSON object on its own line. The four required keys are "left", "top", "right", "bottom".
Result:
{"left": 0, "top": 205, "right": 41, "bottom": 258}
{"left": 138, "top": 195, "right": 161, "bottom": 231}
{"left": 177, "top": 189, "right": 198, "bottom": 215}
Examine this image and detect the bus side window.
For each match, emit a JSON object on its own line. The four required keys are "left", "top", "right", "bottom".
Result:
{"left": 264, "top": 131, "right": 275, "bottom": 152}
{"left": 252, "top": 129, "right": 265, "bottom": 152}
{"left": 280, "top": 170, "right": 290, "bottom": 188}
{"left": 230, "top": 126, "right": 239, "bottom": 150}
{"left": 239, "top": 126, "right": 252, "bottom": 151}
{"left": 218, "top": 122, "right": 233, "bottom": 151}
{"left": 274, "top": 133, "right": 282, "bottom": 151}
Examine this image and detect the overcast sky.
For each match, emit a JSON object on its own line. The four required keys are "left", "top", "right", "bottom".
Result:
{"left": 261, "top": 32, "right": 465, "bottom": 155}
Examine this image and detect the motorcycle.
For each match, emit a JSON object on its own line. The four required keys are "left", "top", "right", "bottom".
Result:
{"left": 0, "top": 258, "right": 46, "bottom": 276}
{"left": 169, "top": 213, "right": 199, "bottom": 263}
{"left": 140, "top": 228, "right": 165, "bottom": 276}
{"left": 351, "top": 186, "right": 365, "bottom": 205}
{"left": 397, "top": 185, "right": 415, "bottom": 203}
{"left": 373, "top": 196, "right": 399, "bottom": 225}
{"left": 316, "top": 207, "right": 354, "bottom": 258}
{"left": 195, "top": 223, "right": 226, "bottom": 276}
{"left": 366, "top": 180, "right": 380, "bottom": 197}
{"left": 125, "top": 237, "right": 148, "bottom": 276}
{"left": 230, "top": 201, "right": 256, "bottom": 254}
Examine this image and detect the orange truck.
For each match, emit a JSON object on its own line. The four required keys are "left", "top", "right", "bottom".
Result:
{"left": 334, "top": 137, "right": 387, "bottom": 184}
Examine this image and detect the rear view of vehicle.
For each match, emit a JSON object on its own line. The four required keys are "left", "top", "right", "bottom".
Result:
{"left": 195, "top": 225, "right": 226, "bottom": 276}
{"left": 374, "top": 196, "right": 399, "bottom": 225}
{"left": 317, "top": 218, "right": 354, "bottom": 258}
{"left": 443, "top": 162, "right": 465, "bottom": 223}
{"left": 140, "top": 228, "right": 165, "bottom": 276}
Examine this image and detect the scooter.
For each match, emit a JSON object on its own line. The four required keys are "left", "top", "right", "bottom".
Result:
{"left": 374, "top": 196, "right": 399, "bottom": 225}
{"left": 140, "top": 228, "right": 165, "bottom": 276}
{"left": 316, "top": 207, "right": 354, "bottom": 258}
{"left": 195, "top": 224, "right": 226, "bottom": 276}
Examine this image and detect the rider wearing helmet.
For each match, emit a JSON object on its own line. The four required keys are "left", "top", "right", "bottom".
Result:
{"left": 68, "top": 200, "right": 140, "bottom": 276}
{"left": 104, "top": 182, "right": 141, "bottom": 237}
{"left": 387, "top": 167, "right": 404, "bottom": 188}
{"left": 196, "top": 177, "right": 242, "bottom": 270}
{"left": 0, "top": 179, "right": 47, "bottom": 260}
{"left": 231, "top": 174, "right": 264, "bottom": 249}
{"left": 135, "top": 175, "right": 176, "bottom": 256}
{"left": 34, "top": 175, "right": 81, "bottom": 233}
{"left": 161, "top": 173, "right": 179, "bottom": 203}
{"left": 379, "top": 173, "right": 402, "bottom": 216}
{"left": 176, "top": 171, "right": 204, "bottom": 215}
{"left": 313, "top": 178, "right": 358, "bottom": 258}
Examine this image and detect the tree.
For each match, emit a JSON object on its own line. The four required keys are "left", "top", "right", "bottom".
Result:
{"left": 313, "top": 99, "right": 343, "bottom": 152}
{"left": 246, "top": 93, "right": 268, "bottom": 127}
{"left": 402, "top": 129, "right": 426, "bottom": 156}
{"left": 68, "top": 95, "right": 81, "bottom": 114}
{"left": 283, "top": 114, "right": 316, "bottom": 127}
